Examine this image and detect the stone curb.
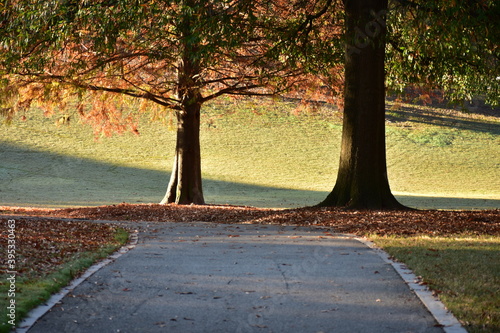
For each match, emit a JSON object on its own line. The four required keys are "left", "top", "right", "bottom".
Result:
{"left": 16, "top": 231, "right": 138, "bottom": 333}
{"left": 356, "top": 237, "right": 467, "bottom": 333}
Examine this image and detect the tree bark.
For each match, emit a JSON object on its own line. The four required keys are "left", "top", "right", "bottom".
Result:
{"left": 161, "top": 103, "right": 205, "bottom": 205}
{"left": 161, "top": 9, "right": 205, "bottom": 205}
{"left": 318, "top": 0, "right": 406, "bottom": 209}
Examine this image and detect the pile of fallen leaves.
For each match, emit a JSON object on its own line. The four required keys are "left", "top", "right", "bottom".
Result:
{"left": 1, "top": 204, "right": 497, "bottom": 281}
{"left": 2, "top": 203, "right": 499, "bottom": 236}
{"left": 0, "top": 218, "right": 123, "bottom": 278}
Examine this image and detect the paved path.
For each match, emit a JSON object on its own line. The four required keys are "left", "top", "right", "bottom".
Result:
{"left": 25, "top": 222, "right": 447, "bottom": 333}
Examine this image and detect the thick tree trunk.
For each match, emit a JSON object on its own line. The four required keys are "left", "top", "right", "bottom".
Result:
{"left": 318, "top": 0, "right": 405, "bottom": 209}
{"left": 161, "top": 13, "right": 205, "bottom": 205}
{"left": 161, "top": 103, "right": 205, "bottom": 205}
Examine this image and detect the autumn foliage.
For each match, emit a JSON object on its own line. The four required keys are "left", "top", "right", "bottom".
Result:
{"left": 1, "top": 0, "right": 344, "bottom": 136}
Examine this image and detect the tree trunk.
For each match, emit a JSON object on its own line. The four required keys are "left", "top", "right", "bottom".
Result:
{"left": 318, "top": 0, "right": 405, "bottom": 209}
{"left": 161, "top": 103, "right": 205, "bottom": 205}
{"left": 161, "top": 11, "right": 205, "bottom": 205}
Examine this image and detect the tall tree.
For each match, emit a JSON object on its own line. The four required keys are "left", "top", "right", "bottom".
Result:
{"left": 386, "top": 0, "right": 499, "bottom": 106}
{"left": 3, "top": 0, "right": 496, "bottom": 209}
{"left": 319, "top": 0, "right": 499, "bottom": 209}
{"left": 0, "top": 0, "right": 342, "bottom": 205}
{"left": 318, "top": 0, "right": 403, "bottom": 209}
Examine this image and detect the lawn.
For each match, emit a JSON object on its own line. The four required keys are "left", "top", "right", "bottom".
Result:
{"left": 1, "top": 97, "right": 499, "bottom": 331}
{"left": 1, "top": 97, "right": 498, "bottom": 209}
{"left": 371, "top": 234, "right": 500, "bottom": 333}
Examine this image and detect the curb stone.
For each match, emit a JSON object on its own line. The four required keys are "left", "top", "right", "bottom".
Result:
{"left": 15, "top": 231, "right": 138, "bottom": 333}
{"left": 356, "top": 237, "right": 467, "bottom": 333}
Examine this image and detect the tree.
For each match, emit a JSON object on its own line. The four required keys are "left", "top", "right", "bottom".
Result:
{"left": 4, "top": 0, "right": 496, "bottom": 210}
{"left": 319, "top": 0, "right": 499, "bottom": 209}
{"left": 318, "top": 0, "right": 404, "bottom": 209}
{"left": 386, "top": 0, "right": 499, "bottom": 106}
{"left": 0, "top": 0, "right": 342, "bottom": 205}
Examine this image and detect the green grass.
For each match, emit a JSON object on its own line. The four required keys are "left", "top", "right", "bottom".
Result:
{"left": 0, "top": 97, "right": 498, "bottom": 209}
{"left": 0, "top": 228, "right": 128, "bottom": 333}
{"left": 371, "top": 235, "right": 500, "bottom": 333}
{"left": 385, "top": 102, "right": 500, "bottom": 200}
{"left": 0, "top": 97, "right": 499, "bottom": 331}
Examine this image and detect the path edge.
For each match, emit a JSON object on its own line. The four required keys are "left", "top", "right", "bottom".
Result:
{"left": 15, "top": 230, "right": 139, "bottom": 333}
{"left": 356, "top": 236, "right": 467, "bottom": 333}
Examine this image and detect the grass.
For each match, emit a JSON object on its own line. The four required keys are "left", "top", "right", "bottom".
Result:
{"left": 1, "top": 96, "right": 499, "bottom": 331}
{"left": 0, "top": 97, "right": 498, "bottom": 209}
{"left": 0, "top": 228, "right": 129, "bottom": 333}
{"left": 384, "top": 101, "right": 500, "bottom": 200}
{"left": 371, "top": 235, "right": 500, "bottom": 333}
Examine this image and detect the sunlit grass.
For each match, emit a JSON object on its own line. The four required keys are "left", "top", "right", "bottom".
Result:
{"left": 1, "top": 97, "right": 499, "bottom": 332}
{"left": 370, "top": 235, "right": 500, "bottom": 333}
{"left": 1, "top": 97, "right": 498, "bottom": 208}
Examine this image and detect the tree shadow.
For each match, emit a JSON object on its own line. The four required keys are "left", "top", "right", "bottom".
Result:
{"left": 1, "top": 142, "right": 498, "bottom": 210}
{"left": 396, "top": 195, "right": 500, "bottom": 211}
{"left": 0, "top": 141, "right": 166, "bottom": 207}
{"left": 386, "top": 94, "right": 500, "bottom": 116}
{"left": 385, "top": 103, "right": 500, "bottom": 136}
{"left": 0, "top": 141, "right": 323, "bottom": 208}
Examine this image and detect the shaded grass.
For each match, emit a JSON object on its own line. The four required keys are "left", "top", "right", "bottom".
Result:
{"left": 0, "top": 228, "right": 128, "bottom": 333}
{"left": 370, "top": 235, "right": 500, "bottom": 333}
{"left": 1, "top": 97, "right": 498, "bottom": 208}
{"left": 1, "top": 97, "right": 498, "bottom": 333}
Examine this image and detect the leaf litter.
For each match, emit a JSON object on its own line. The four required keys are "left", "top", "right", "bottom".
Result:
{"left": 1, "top": 204, "right": 498, "bottom": 279}
{"left": 2, "top": 203, "right": 498, "bottom": 236}
{"left": 0, "top": 217, "right": 125, "bottom": 279}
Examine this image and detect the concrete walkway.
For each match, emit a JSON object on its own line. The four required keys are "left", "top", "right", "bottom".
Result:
{"left": 22, "top": 222, "right": 459, "bottom": 332}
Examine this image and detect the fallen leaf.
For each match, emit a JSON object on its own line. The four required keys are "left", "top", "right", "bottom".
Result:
{"left": 3, "top": 204, "right": 498, "bottom": 237}
{"left": 1, "top": 204, "right": 498, "bottom": 285}
{"left": 321, "top": 308, "right": 339, "bottom": 312}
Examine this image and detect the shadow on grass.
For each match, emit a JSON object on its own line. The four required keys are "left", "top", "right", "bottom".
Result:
{"left": 396, "top": 195, "right": 500, "bottom": 211}
{"left": 386, "top": 105, "right": 500, "bottom": 136}
{"left": 1, "top": 142, "right": 499, "bottom": 210}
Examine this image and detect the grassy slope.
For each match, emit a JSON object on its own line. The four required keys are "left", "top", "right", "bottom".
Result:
{"left": 1, "top": 99, "right": 499, "bottom": 331}
{"left": 0, "top": 97, "right": 498, "bottom": 209}
{"left": 385, "top": 101, "right": 499, "bottom": 199}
